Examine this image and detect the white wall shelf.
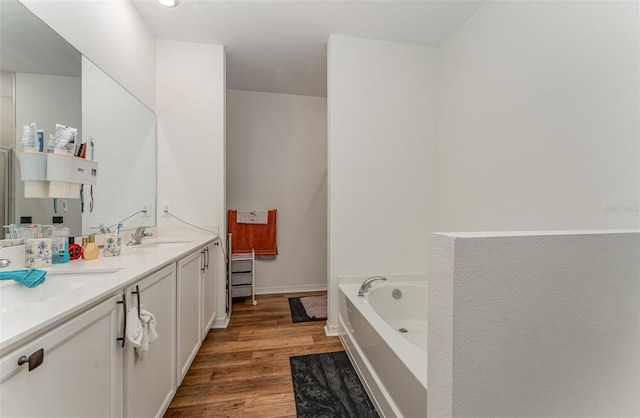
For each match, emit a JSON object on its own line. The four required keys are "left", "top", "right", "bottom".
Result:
{"left": 18, "top": 152, "right": 98, "bottom": 198}
{"left": 227, "top": 234, "right": 256, "bottom": 307}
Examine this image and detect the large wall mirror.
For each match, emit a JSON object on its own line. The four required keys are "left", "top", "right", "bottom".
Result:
{"left": 0, "top": 0, "right": 156, "bottom": 237}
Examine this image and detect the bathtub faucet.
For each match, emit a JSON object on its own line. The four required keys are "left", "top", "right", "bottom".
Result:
{"left": 358, "top": 276, "right": 387, "bottom": 297}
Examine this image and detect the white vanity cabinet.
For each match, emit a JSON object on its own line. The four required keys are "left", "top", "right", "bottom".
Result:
{"left": 0, "top": 235, "right": 220, "bottom": 418}
{"left": 0, "top": 294, "right": 125, "bottom": 418}
{"left": 176, "top": 249, "right": 203, "bottom": 384}
{"left": 201, "top": 242, "right": 217, "bottom": 336}
{"left": 125, "top": 264, "right": 177, "bottom": 418}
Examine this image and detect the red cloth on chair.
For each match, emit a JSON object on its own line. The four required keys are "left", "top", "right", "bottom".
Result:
{"left": 227, "top": 209, "right": 278, "bottom": 258}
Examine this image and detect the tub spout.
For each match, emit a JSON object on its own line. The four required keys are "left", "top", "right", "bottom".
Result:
{"left": 358, "top": 276, "right": 387, "bottom": 297}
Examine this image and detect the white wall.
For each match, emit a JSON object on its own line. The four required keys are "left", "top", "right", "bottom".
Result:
{"left": 327, "top": 34, "right": 438, "bottom": 333}
{"left": 19, "top": 0, "right": 156, "bottom": 110}
{"left": 226, "top": 89, "right": 327, "bottom": 293}
{"left": 14, "top": 73, "right": 82, "bottom": 233}
{"left": 437, "top": 0, "right": 640, "bottom": 232}
{"left": 428, "top": 231, "right": 640, "bottom": 417}
{"left": 156, "top": 39, "right": 226, "bottom": 324}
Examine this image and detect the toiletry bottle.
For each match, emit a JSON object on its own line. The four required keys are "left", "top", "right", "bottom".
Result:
{"left": 51, "top": 225, "right": 70, "bottom": 264}
{"left": 18, "top": 223, "right": 40, "bottom": 239}
{"left": 37, "top": 130, "right": 44, "bottom": 152}
{"left": 83, "top": 242, "right": 99, "bottom": 260}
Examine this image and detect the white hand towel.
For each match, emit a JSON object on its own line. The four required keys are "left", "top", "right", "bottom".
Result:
{"left": 140, "top": 304, "right": 158, "bottom": 346}
{"left": 126, "top": 305, "right": 158, "bottom": 361}
{"left": 126, "top": 306, "right": 142, "bottom": 349}
{"left": 237, "top": 210, "right": 268, "bottom": 224}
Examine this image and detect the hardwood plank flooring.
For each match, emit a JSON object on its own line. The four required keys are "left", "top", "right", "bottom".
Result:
{"left": 164, "top": 291, "right": 343, "bottom": 418}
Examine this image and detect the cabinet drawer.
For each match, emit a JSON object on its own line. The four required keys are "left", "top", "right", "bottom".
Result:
{"left": 231, "top": 259, "right": 252, "bottom": 273}
{"left": 232, "top": 285, "right": 252, "bottom": 298}
{"left": 231, "top": 273, "right": 252, "bottom": 286}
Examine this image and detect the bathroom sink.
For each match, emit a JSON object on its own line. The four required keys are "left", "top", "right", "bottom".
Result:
{"left": 143, "top": 241, "right": 190, "bottom": 248}
{"left": 45, "top": 268, "right": 124, "bottom": 276}
{"left": 0, "top": 268, "right": 122, "bottom": 306}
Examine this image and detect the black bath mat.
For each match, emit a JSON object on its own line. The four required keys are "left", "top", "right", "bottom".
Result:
{"left": 289, "top": 351, "right": 379, "bottom": 418}
{"left": 288, "top": 297, "right": 325, "bottom": 323}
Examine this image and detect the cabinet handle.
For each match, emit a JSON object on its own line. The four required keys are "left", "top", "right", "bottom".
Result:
{"left": 116, "top": 292, "right": 127, "bottom": 348}
{"left": 131, "top": 285, "right": 141, "bottom": 319}
{"left": 201, "top": 249, "right": 206, "bottom": 273}
{"left": 17, "top": 348, "right": 44, "bottom": 371}
{"left": 205, "top": 247, "right": 210, "bottom": 270}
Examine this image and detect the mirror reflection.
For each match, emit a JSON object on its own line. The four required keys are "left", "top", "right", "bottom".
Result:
{"left": 81, "top": 57, "right": 156, "bottom": 236}
{"left": 0, "top": 0, "right": 156, "bottom": 238}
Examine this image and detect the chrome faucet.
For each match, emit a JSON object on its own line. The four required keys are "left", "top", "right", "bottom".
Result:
{"left": 127, "top": 227, "right": 153, "bottom": 246}
{"left": 358, "top": 276, "right": 387, "bottom": 297}
{"left": 0, "top": 259, "right": 11, "bottom": 269}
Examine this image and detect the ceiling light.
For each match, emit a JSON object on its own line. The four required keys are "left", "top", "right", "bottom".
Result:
{"left": 156, "top": 0, "right": 178, "bottom": 7}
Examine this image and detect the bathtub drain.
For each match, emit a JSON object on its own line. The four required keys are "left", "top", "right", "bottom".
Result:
{"left": 398, "top": 328, "right": 408, "bottom": 333}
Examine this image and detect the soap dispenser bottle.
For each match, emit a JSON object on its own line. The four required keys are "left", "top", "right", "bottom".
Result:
{"left": 51, "top": 224, "right": 70, "bottom": 264}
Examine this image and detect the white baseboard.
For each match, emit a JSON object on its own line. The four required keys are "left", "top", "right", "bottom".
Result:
{"left": 211, "top": 316, "right": 230, "bottom": 329}
{"left": 324, "top": 321, "right": 340, "bottom": 337}
{"left": 255, "top": 284, "right": 327, "bottom": 294}
{"left": 217, "top": 285, "right": 327, "bottom": 329}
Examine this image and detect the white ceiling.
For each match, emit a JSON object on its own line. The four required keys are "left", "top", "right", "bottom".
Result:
{"left": 131, "top": 0, "right": 485, "bottom": 97}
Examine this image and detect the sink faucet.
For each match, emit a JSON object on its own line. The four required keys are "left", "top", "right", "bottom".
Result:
{"left": 358, "top": 276, "right": 387, "bottom": 297}
{"left": 127, "top": 227, "right": 153, "bottom": 246}
{"left": 0, "top": 259, "right": 11, "bottom": 269}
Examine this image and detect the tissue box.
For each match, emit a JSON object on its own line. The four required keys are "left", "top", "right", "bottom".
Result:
{"left": 25, "top": 239, "right": 52, "bottom": 268}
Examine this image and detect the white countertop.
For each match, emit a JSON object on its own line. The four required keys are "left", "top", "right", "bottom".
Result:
{"left": 0, "top": 226, "right": 219, "bottom": 355}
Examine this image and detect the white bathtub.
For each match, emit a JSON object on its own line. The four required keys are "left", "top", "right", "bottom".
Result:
{"left": 338, "top": 275, "right": 427, "bottom": 418}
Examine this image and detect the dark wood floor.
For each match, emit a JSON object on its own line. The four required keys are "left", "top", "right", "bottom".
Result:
{"left": 164, "top": 291, "right": 343, "bottom": 417}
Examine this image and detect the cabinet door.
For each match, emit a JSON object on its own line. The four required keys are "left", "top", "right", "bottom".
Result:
{"left": 0, "top": 295, "right": 124, "bottom": 418}
{"left": 201, "top": 242, "right": 216, "bottom": 337}
{"left": 126, "top": 264, "right": 176, "bottom": 418}
{"left": 177, "top": 250, "right": 202, "bottom": 384}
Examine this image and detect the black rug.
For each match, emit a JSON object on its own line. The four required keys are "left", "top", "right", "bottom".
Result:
{"left": 288, "top": 297, "right": 325, "bottom": 323}
{"left": 290, "top": 351, "right": 379, "bottom": 418}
